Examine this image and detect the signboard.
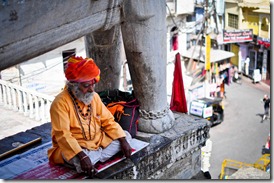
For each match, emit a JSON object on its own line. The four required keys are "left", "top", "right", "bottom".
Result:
{"left": 189, "top": 101, "right": 205, "bottom": 117}
{"left": 189, "top": 101, "right": 213, "bottom": 119}
{"left": 223, "top": 29, "right": 253, "bottom": 43}
{"left": 203, "top": 106, "right": 213, "bottom": 118}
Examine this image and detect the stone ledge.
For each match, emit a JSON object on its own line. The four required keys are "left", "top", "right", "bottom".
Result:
{"left": 229, "top": 167, "right": 270, "bottom": 179}
{"left": 96, "top": 112, "right": 210, "bottom": 179}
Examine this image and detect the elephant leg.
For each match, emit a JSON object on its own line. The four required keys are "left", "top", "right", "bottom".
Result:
{"left": 121, "top": 0, "right": 174, "bottom": 133}
{"left": 85, "top": 26, "right": 125, "bottom": 92}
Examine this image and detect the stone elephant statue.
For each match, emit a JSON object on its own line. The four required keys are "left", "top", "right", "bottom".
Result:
{"left": 0, "top": 0, "right": 174, "bottom": 134}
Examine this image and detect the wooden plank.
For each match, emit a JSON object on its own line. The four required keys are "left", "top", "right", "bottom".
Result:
{"left": 0, "top": 137, "right": 42, "bottom": 160}
{"left": 0, "top": 133, "right": 42, "bottom": 160}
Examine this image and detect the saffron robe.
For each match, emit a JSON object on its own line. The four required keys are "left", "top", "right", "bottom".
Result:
{"left": 48, "top": 89, "right": 126, "bottom": 164}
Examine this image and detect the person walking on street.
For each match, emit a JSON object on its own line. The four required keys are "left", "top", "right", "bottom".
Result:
{"left": 262, "top": 94, "right": 270, "bottom": 121}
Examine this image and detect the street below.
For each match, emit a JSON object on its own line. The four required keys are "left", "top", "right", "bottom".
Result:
{"left": 209, "top": 76, "right": 270, "bottom": 179}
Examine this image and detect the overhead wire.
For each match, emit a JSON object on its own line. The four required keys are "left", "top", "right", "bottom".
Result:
{"left": 166, "top": 2, "right": 206, "bottom": 73}
{"left": 186, "top": 8, "right": 215, "bottom": 74}
{"left": 6, "top": 60, "right": 63, "bottom": 83}
{"left": 166, "top": 3, "right": 205, "bottom": 34}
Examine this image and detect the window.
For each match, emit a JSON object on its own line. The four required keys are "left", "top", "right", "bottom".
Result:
{"left": 62, "top": 48, "right": 76, "bottom": 71}
{"left": 228, "top": 13, "right": 238, "bottom": 29}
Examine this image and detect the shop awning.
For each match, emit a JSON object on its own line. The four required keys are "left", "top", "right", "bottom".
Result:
{"left": 181, "top": 46, "right": 235, "bottom": 63}
{"left": 253, "top": 6, "right": 270, "bottom": 14}
{"left": 238, "top": 0, "right": 269, "bottom": 8}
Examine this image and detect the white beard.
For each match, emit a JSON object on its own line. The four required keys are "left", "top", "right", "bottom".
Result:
{"left": 71, "top": 85, "right": 95, "bottom": 105}
{"left": 78, "top": 92, "right": 95, "bottom": 105}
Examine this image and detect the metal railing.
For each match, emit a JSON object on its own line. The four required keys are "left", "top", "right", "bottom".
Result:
{"left": 0, "top": 79, "right": 54, "bottom": 123}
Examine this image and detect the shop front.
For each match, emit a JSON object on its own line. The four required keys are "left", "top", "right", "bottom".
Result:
{"left": 182, "top": 46, "right": 235, "bottom": 100}
{"left": 242, "top": 37, "right": 270, "bottom": 82}
{"left": 257, "top": 37, "right": 270, "bottom": 81}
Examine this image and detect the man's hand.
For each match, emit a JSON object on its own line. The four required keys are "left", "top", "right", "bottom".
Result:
{"left": 119, "top": 137, "right": 132, "bottom": 158}
{"left": 77, "top": 151, "right": 97, "bottom": 178}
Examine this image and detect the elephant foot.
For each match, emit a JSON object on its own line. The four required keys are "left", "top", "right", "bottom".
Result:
{"left": 138, "top": 109, "right": 175, "bottom": 134}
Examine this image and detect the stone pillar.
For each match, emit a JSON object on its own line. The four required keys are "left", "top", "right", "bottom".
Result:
{"left": 85, "top": 26, "right": 125, "bottom": 92}
{"left": 121, "top": 0, "right": 175, "bottom": 133}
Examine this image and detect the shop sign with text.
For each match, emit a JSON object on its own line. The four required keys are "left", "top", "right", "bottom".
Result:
{"left": 223, "top": 29, "right": 253, "bottom": 43}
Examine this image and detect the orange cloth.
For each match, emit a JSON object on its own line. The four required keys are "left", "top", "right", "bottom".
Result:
{"left": 65, "top": 56, "right": 100, "bottom": 82}
{"left": 47, "top": 89, "right": 126, "bottom": 164}
{"left": 107, "top": 101, "right": 130, "bottom": 122}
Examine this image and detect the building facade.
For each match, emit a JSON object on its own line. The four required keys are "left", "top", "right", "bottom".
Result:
{"left": 224, "top": 0, "right": 270, "bottom": 81}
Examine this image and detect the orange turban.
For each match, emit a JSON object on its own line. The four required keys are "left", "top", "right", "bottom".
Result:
{"left": 65, "top": 56, "right": 100, "bottom": 83}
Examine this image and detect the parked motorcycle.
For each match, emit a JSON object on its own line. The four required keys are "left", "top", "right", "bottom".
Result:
{"left": 232, "top": 71, "right": 242, "bottom": 84}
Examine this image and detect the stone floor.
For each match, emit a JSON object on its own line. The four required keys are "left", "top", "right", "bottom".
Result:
{"left": 0, "top": 104, "right": 46, "bottom": 140}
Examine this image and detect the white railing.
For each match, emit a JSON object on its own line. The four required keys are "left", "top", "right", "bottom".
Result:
{"left": 0, "top": 79, "right": 55, "bottom": 123}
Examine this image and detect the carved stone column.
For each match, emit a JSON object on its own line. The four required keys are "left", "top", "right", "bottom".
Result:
{"left": 85, "top": 26, "right": 125, "bottom": 92}
{"left": 121, "top": 0, "right": 175, "bottom": 133}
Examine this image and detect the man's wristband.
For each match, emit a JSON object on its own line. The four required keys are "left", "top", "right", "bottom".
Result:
{"left": 80, "top": 155, "right": 88, "bottom": 161}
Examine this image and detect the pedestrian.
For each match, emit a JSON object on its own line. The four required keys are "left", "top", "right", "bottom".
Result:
{"left": 230, "top": 65, "right": 235, "bottom": 83}
{"left": 262, "top": 94, "right": 270, "bottom": 120}
{"left": 209, "top": 82, "right": 217, "bottom": 97}
{"left": 216, "top": 76, "right": 222, "bottom": 97}
{"left": 201, "top": 138, "right": 212, "bottom": 179}
{"left": 47, "top": 56, "right": 132, "bottom": 178}
{"left": 244, "top": 56, "right": 250, "bottom": 76}
{"left": 219, "top": 76, "right": 225, "bottom": 98}
{"left": 232, "top": 66, "right": 241, "bottom": 83}
{"left": 262, "top": 133, "right": 270, "bottom": 154}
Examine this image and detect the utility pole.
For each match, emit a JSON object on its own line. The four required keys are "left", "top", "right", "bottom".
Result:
{"left": 204, "top": 0, "right": 211, "bottom": 98}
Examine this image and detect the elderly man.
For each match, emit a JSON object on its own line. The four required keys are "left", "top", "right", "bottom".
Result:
{"left": 47, "top": 56, "right": 132, "bottom": 178}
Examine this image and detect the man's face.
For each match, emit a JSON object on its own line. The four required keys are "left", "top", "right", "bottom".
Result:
{"left": 71, "top": 79, "right": 96, "bottom": 105}
{"left": 79, "top": 79, "right": 97, "bottom": 94}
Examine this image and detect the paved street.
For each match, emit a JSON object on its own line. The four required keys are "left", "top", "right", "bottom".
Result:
{"left": 209, "top": 76, "right": 270, "bottom": 179}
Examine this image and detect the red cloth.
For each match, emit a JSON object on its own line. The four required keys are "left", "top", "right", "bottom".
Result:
{"left": 65, "top": 56, "right": 100, "bottom": 82}
{"left": 170, "top": 53, "right": 188, "bottom": 113}
{"left": 172, "top": 34, "right": 178, "bottom": 51}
